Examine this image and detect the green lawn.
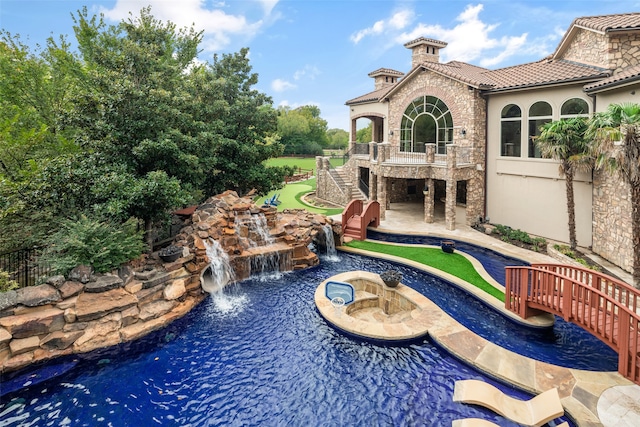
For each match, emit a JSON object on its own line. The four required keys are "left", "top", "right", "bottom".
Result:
{"left": 345, "top": 240, "right": 505, "bottom": 301}
{"left": 256, "top": 157, "right": 345, "bottom": 215}
{"left": 256, "top": 177, "right": 344, "bottom": 216}
{"left": 264, "top": 156, "right": 344, "bottom": 175}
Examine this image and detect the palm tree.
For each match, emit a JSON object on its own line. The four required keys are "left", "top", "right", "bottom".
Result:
{"left": 536, "top": 117, "right": 592, "bottom": 251}
{"left": 587, "top": 103, "right": 640, "bottom": 288}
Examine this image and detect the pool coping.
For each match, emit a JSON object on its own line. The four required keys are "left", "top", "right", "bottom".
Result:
{"left": 315, "top": 270, "right": 432, "bottom": 341}
{"left": 338, "top": 245, "right": 633, "bottom": 427}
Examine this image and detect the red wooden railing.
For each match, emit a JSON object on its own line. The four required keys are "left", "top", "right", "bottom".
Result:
{"left": 342, "top": 199, "right": 363, "bottom": 227}
{"left": 505, "top": 264, "right": 640, "bottom": 385}
{"left": 341, "top": 200, "right": 380, "bottom": 240}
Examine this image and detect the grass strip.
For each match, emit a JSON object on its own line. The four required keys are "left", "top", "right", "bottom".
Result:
{"left": 257, "top": 178, "right": 344, "bottom": 216}
{"left": 345, "top": 240, "right": 505, "bottom": 302}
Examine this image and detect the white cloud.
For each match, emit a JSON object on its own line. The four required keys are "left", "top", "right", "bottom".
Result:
{"left": 272, "top": 78, "right": 296, "bottom": 92}
{"left": 99, "top": 0, "right": 279, "bottom": 52}
{"left": 293, "top": 65, "right": 320, "bottom": 81}
{"left": 350, "top": 9, "right": 412, "bottom": 44}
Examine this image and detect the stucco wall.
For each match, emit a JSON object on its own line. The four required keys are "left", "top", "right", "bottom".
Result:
{"left": 485, "top": 87, "right": 594, "bottom": 246}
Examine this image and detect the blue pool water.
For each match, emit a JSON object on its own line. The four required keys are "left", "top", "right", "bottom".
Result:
{"left": 365, "top": 231, "right": 618, "bottom": 371}
{"left": 367, "top": 230, "right": 529, "bottom": 286}
{"left": 0, "top": 253, "right": 580, "bottom": 426}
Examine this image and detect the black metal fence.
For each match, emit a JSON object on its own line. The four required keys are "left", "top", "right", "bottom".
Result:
{"left": 0, "top": 247, "right": 51, "bottom": 289}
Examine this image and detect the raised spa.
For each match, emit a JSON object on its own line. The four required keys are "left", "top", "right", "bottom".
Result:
{"left": 315, "top": 270, "right": 433, "bottom": 341}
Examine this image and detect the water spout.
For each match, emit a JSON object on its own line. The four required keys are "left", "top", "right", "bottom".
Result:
{"left": 202, "top": 239, "right": 235, "bottom": 294}
{"left": 323, "top": 224, "right": 339, "bottom": 261}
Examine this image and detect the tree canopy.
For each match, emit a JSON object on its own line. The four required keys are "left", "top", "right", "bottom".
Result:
{"left": 0, "top": 7, "right": 290, "bottom": 251}
{"left": 277, "top": 105, "right": 329, "bottom": 155}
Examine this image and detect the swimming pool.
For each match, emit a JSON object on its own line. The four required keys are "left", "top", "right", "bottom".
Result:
{"left": 365, "top": 231, "right": 618, "bottom": 371}
{"left": 0, "top": 253, "right": 581, "bottom": 426}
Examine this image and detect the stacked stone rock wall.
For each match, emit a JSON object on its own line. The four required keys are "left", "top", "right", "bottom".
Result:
{"left": 592, "top": 169, "right": 633, "bottom": 273}
{"left": 0, "top": 260, "right": 205, "bottom": 374}
{"left": 0, "top": 190, "right": 339, "bottom": 374}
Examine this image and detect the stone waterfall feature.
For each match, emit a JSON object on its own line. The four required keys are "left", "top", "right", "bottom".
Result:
{"left": 172, "top": 190, "right": 341, "bottom": 285}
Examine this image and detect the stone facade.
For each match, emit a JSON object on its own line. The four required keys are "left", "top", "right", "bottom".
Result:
{"left": 609, "top": 33, "right": 640, "bottom": 73}
{"left": 592, "top": 169, "right": 633, "bottom": 273}
{"left": 560, "top": 28, "right": 607, "bottom": 67}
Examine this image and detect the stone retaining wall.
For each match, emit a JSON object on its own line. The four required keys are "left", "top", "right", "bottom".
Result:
{"left": 0, "top": 259, "right": 206, "bottom": 374}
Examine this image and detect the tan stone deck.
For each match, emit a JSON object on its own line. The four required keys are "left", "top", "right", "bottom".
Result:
{"left": 331, "top": 201, "right": 640, "bottom": 427}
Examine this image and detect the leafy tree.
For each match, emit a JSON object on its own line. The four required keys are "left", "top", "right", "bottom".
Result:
{"left": 327, "top": 128, "right": 348, "bottom": 150}
{"left": 356, "top": 123, "right": 372, "bottom": 143}
{"left": 277, "top": 105, "right": 329, "bottom": 155}
{"left": 536, "top": 117, "right": 592, "bottom": 250}
{"left": 587, "top": 103, "right": 640, "bottom": 287}
{"left": 0, "top": 33, "right": 82, "bottom": 250}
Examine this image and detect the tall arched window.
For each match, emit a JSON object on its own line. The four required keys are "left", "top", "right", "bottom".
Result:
{"left": 500, "top": 104, "right": 521, "bottom": 157}
{"left": 528, "top": 101, "right": 552, "bottom": 158}
{"left": 561, "top": 98, "right": 589, "bottom": 118}
{"left": 400, "top": 96, "right": 453, "bottom": 154}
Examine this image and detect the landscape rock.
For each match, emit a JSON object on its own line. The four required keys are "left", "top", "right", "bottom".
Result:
{"left": 0, "top": 327, "right": 12, "bottom": 345}
{"left": 46, "top": 275, "right": 67, "bottom": 288}
{"left": 84, "top": 275, "right": 124, "bottom": 293}
{"left": 0, "top": 308, "right": 65, "bottom": 339}
{"left": 69, "top": 265, "right": 94, "bottom": 283}
{"left": 41, "top": 331, "right": 84, "bottom": 350}
{"left": 58, "top": 281, "right": 84, "bottom": 299}
{"left": 0, "top": 290, "right": 19, "bottom": 313}
{"left": 163, "top": 280, "right": 186, "bottom": 300}
{"left": 139, "top": 300, "right": 177, "bottom": 322}
{"left": 75, "top": 288, "right": 137, "bottom": 322}
{"left": 9, "top": 336, "right": 41, "bottom": 356}
{"left": 16, "top": 284, "right": 61, "bottom": 307}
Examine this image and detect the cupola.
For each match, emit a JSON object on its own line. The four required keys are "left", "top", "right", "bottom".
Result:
{"left": 403, "top": 37, "right": 447, "bottom": 68}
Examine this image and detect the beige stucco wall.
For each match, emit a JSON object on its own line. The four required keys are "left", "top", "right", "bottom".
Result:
{"left": 485, "top": 86, "right": 594, "bottom": 247}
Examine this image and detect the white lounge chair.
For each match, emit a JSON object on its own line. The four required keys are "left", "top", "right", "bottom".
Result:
{"left": 453, "top": 379, "right": 564, "bottom": 427}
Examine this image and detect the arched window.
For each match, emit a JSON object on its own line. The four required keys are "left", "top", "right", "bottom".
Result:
{"left": 528, "top": 101, "right": 552, "bottom": 158}
{"left": 561, "top": 98, "right": 589, "bottom": 117}
{"left": 400, "top": 96, "right": 453, "bottom": 154}
{"left": 500, "top": 104, "right": 521, "bottom": 157}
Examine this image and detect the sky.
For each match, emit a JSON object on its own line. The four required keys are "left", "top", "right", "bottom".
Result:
{"left": 1, "top": 1, "right": 640, "bottom": 131}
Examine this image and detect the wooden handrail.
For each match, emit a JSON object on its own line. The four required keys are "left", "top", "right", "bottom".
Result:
{"left": 359, "top": 201, "right": 380, "bottom": 240}
{"left": 505, "top": 264, "right": 640, "bottom": 385}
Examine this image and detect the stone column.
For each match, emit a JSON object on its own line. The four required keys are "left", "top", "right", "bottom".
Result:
{"left": 424, "top": 178, "right": 434, "bottom": 223}
{"left": 445, "top": 145, "right": 457, "bottom": 230}
{"left": 426, "top": 143, "right": 436, "bottom": 164}
{"left": 369, "top": 141, "right": 377, "bottom": 161}
{"left": 349, "top": 119, "right": 357, "bottom": 152}
{"left": 370, "top": 172, "right": 377, "bottom": 201}
{"left": 315, "top": 156, "right": 325, "bottom": 200}
{"left": 378, "top": 176, "right": 387, "bottom": 220}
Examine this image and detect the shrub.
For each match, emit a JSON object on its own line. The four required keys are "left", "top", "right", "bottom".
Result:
{"left": 493, "top": 224, "right": 546, "bottom": 249}
{"left": 41, "top": 216, "right": 147, "bottom": 275}
{"left": 0, "top": 270, "right": 19, "bottom": 292}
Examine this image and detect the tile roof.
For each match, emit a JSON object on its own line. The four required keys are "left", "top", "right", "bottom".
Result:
{"left": 584, "top": 64, "right": 640, "bottom": 92}
{"left": 345, "top": 86, "right": 393, "bottom": 105}
{"left": 368, "top": 68, "right": 405, "bottom": 78}
{"left": 573, "top": 12, "right": 640, "bottom": 32}
{"left": 484, "top": 58, "right": 609, "bottom": 92}
{"left": 403, "top": 37, "right": 447, "bottom": 49}
{"left": 420, "top": 61, "right": 495, "bottom": 88}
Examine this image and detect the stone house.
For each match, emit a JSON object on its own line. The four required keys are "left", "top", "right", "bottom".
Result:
{"left": 316, "top": 12, "right": 640, "bottom": 275}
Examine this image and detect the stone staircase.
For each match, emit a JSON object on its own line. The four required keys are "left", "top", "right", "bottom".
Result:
{"left": 330, "top": 167, "right": 367, "bottom": 202}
